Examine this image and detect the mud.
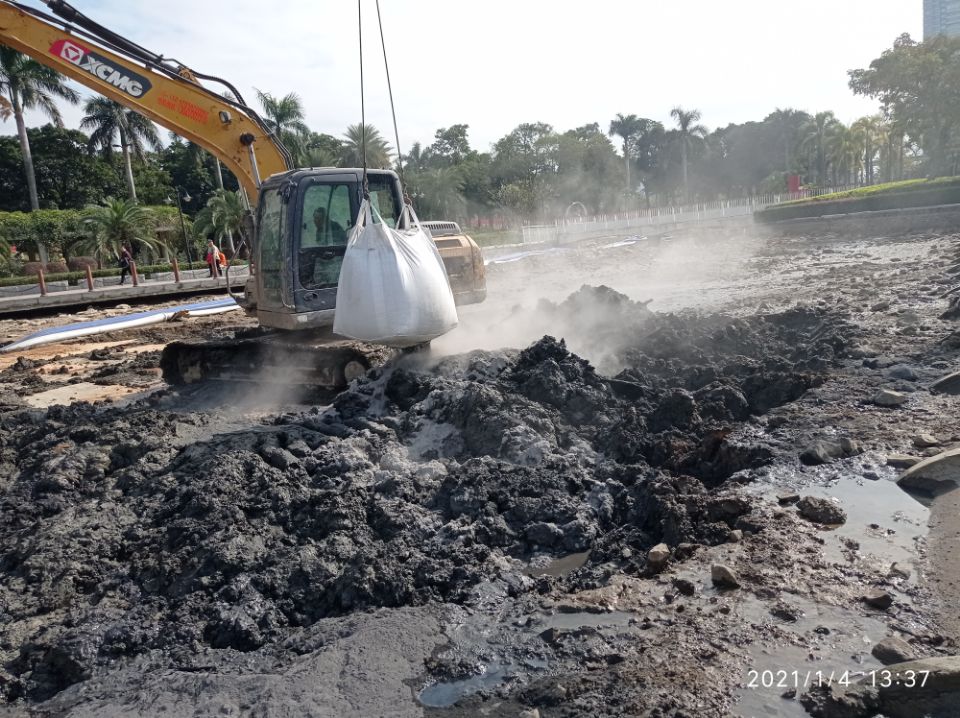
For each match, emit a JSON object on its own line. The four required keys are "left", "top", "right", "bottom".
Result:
{"left": 1, "top": 229, "right": 960, "bottom": 717}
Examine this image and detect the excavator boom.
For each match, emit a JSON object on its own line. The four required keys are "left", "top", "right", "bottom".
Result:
{"left": 0, "top": 0, "right": 290, "bottom": 198}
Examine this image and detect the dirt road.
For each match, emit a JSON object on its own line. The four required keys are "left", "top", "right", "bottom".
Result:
{"left": 1, "top": 226, "right": 959, "bottom": 717}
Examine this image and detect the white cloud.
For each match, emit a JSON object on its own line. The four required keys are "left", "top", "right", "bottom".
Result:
{"left": 6, "top": 0, "right": 921, "bottom": 154}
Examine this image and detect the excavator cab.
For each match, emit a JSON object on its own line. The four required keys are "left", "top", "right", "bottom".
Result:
{"left": 250, "top": 168, "right": 404, "bottom": 331}
{"left": 247, "top": 167, "right": 486, "bottom": 332}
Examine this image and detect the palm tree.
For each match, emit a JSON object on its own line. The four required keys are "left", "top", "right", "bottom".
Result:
{"left": 0, "top": 95, "right": 10, "bottom": 121}
{"left": 669, "top": 107, "right": 708, "bottom": 200}
{"left": 81, "top": 97, "right": 162, "bottom": 202}
{"left": 193, "top": 190, "right": 246, "bottom": 255}
{"left": 0, "top": 47, "right": 80, "bottom": 261}
{"left": 799, "top": 111, "right": 839, "bottom": 187}
{"left": 340, "top": 123, "right": 393, "bottom": 168}
{"left": 608, "top": 113, "right": 644, "bottom": 190}
{"left": 78, "top": 198, "right": 164, "bottom": 267}
{"left": 851, "top": 116, "right": 884, "bottom": 185}
{"left": 255, "top": 89, "right": 310, "bottom": 164}
{"left": 826, "top": 124, "right": 859, "bottom": 185}
{"left": 766, "top": 108, "right": 809, "bottom": 173}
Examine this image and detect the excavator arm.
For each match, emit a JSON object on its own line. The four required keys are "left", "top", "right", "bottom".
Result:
{"left": 0, "top": 0, "right": 292, "bottom": 198}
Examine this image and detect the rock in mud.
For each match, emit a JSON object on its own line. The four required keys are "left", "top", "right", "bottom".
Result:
{"left": 796, "top": 496, "right": 847, "bottom": 525}
{"left": 887, "top": 454, "right": 922, "bottom": 469}
{"left": 647, "top": 543, "right": 670, "bottom": 571}
{"left": 872, "top": 637, "right": 917, "bottom": 665}
{"left": 711, "top": 564, "right": 740, "bottom": 589}
{"left": 872, "top": 389, "right": 909, "bottom": 407}
{"left": 887, "top": 364, "right": 919, "bottom": 381}
{"left": 863, "top": 588, "right": 895, "bottom": 610}
{"left": 897, "top": 448, "right": 960, "bottom": 496}
{"left": 800, "top": 438, "right": 862, "bottom": 465}
{"left": 930, "top": 370, "right": 960, "bottom": 395}
{"left": 808, "top": 655, "right": 960, "bottom": 718}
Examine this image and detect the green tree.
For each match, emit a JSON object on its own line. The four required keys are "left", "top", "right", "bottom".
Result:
{"left": 850, "top": 33, "right": 960, "bottom": 176}
{"left": 255, "top": 89, "right": 310, "bottom": 164}
{"left": 608, "top": 113, "right": 644, "bottom": 190}
{"left": 429, "top": 124, "right": 472, "bottom": 165}
{"left": 0, "top": 125, "right": 122, "bottom": 211}
{"left": 193, "top": 189, "right": 246, "bottom": 254}
{"left": 81, "top": 98, "right": 162, "bottom": 202}
{"left": 78, "top": 198, "right": 164, "bottom": 266}
{"left": 0, "top": 46, "right": 80, "bottom": 261}
{"left": 799, "top": 111, "right": 839, "bottom": 186}
{"left": 851, "top": 115, "right": 885, "bottom": 184}
{"left": 304, "top": 131, "right": 343, "bottom": 167}
{"left": 341, "top": 123, "right": 393, "bottom": 168}
{"left": 826, "top": 123, "right": 859, "bottom": 184}
{"left": 766, "top": 108, "right": 810, "bottom": 173}
{"left": 669, "top": 107, "right": 708, "bottom": 199}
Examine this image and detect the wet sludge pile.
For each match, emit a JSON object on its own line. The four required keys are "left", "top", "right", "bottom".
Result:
{"left": 0, "top": 286, "right": 858, "bottom": 707}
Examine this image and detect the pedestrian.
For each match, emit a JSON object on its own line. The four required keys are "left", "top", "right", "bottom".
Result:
{"left": 205, "top": 240, "right": 221, "bottom": 277}
{"left": 118, "top": 245, "right": 133, "bottom": 285}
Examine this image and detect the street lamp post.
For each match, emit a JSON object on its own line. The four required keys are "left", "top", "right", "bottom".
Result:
{"left": 167, "top": 187, "right": 193, "bottom": 268}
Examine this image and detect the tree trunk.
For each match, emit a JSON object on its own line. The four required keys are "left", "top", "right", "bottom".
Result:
{"left": 681, "top": 140, "right": 689, "bottom": 200}
{"left": 11, "top": 90, "right": 48, "bottom": 263}
{"left": 623, "top": 140, "right": 631, "bottom": 192}
{"left": 120, "top": 128, "right": 138, "bottom": 202}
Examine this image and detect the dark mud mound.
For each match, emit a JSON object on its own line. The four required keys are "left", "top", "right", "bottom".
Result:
{"left": 0, "top": 291, "right": 858, "bottom": 705}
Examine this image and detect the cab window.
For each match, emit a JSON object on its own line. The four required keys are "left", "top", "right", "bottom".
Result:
{"left": 299, "top": 182, "right": 352, "bottom": 289}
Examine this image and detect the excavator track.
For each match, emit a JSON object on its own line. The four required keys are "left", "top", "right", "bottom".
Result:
{"left": 160, "top": 330, "right": 399, "bottom": 390}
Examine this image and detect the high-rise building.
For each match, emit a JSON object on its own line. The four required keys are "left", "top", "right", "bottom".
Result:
{"left": 924, "top": 0, "right": 960, "bottom": 39}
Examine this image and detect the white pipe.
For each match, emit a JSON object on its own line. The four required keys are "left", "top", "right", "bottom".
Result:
{"left": 1, "top": 298, "right": 239, "bottom": 354}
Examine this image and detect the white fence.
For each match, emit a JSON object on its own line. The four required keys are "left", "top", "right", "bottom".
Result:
{"left": 521, "top": 186, "right": 858, "bottom": 245}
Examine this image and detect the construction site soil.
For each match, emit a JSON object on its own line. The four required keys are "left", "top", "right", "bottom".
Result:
{"left": 1, "top": 228, "right": 960, "bottom": 717}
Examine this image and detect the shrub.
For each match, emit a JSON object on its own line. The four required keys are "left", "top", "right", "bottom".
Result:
{"left": 67, "top": 256, "right": 98, "bottom": 271}
{"left": 45, "top": 261, "right": 68, "bottom": 274}
{"left": 20, "top": 261, "right": 44, "bottom": 276}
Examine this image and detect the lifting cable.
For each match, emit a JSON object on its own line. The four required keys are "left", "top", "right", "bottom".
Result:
{"left": 375, "top": 0, "right": 409, "bottom": 206}
{"left": 357, "top": 0, "right": 368, "bottom": 198}
{"left": 357, "top": 1, "right": 410, "bottom": 209}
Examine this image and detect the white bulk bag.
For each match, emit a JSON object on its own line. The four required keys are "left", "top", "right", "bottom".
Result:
{"left": 333, "top": 199, "right": 458, "bottom": 346}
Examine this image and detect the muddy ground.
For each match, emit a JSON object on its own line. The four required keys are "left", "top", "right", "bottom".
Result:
{"left": 1, "top": 226, "right": 959, "bottom": 717}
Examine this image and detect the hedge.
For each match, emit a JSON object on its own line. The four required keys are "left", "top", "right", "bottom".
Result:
{"left": 0, "top": 259, "right": 247, "bottom": 287}
{"left": 756, "top": 177, "right": 960, "bottom": 223}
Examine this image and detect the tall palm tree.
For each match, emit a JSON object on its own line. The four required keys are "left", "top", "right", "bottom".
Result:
{"left": 608, "top": 113, "right": 643, "bottom": 190}
{"left": 669, "top": 106, "right": 708, "bottom": 200}
{"left": 0, "top": 47, "right": 80, "bottom": 261}
{"left": 826, "top": 124, "right": 859, "bottom": 185}
{"left": 851, "top": 116, "right": 884, "bottom": 185}
{"left": 799, "top": 111, "right": 839, "bottom": 187}
{"left": 255, "top": 89, "right": 309, "bottom": 164}
{"left": 340, "top": 123, "right": 393, "bottom": 168}
{"left": 193, "top": 190, "right": 245, "bottom": 255}
{"left": 81, "top": 97, "right": 162, "bottom": 202}
{"left": 766, "top": 108, "right": 808, "bottom": 173}
{"left": 78, "top": 198, "right": 164, "bottom": 267}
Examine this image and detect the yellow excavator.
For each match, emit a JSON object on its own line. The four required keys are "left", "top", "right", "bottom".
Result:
{"left": 0, "top": 0, "right": 487, "bottom": 388}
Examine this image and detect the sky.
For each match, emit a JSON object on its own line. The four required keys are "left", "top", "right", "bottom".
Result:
{"left": 5, "top": 0, "right": 922, "bottom": 155}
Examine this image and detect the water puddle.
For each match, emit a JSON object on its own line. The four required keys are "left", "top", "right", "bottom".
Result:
{"left": 733, "top": 595, "right": 887, "bottom": 718}
{"left": 754, "top": 467, "right": 928, "bottom": 577}
{"left": 524, "top": 551, "right": 590, "bottom": 577}
{"left": 418, "top": 662, "right": 517, "bottom": 708}
{"left": 538, "top": 610, "right": 636, "bottom": 631}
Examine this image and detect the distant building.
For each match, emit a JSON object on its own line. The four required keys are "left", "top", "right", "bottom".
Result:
{"left": 924, "top": 0, "right": 960, "bottom": 39}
